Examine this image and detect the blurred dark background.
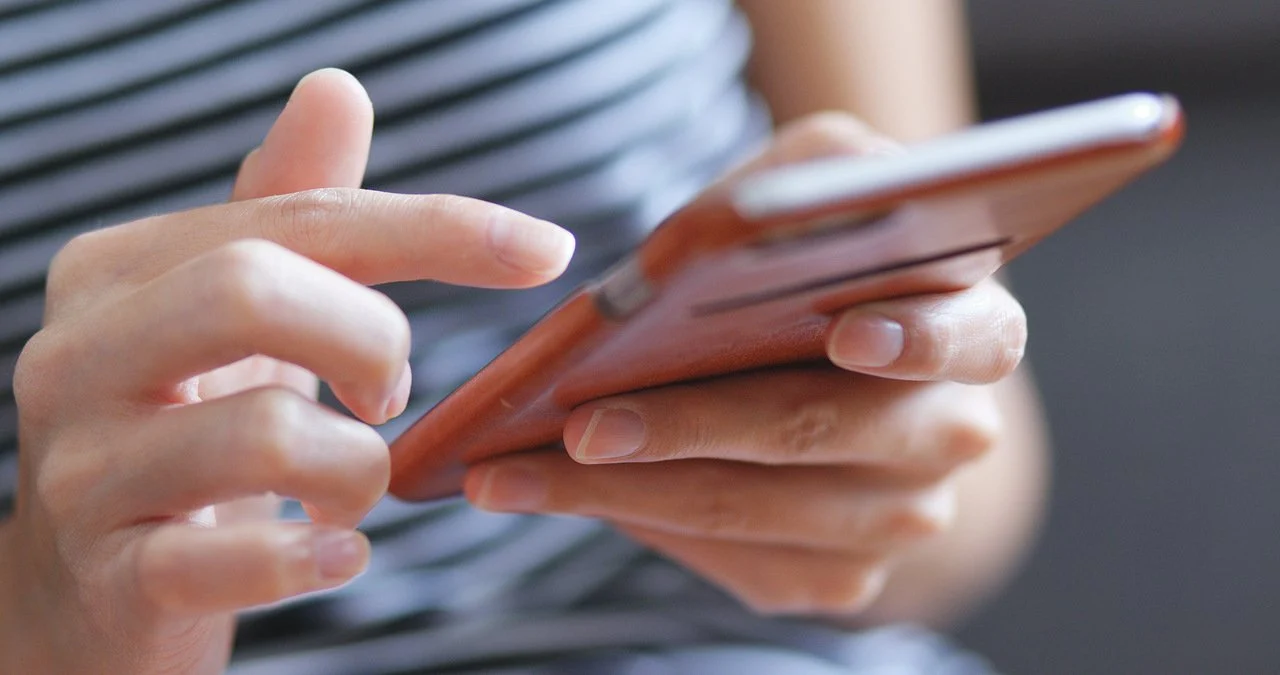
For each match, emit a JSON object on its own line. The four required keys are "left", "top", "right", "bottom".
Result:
{"left": 958, "top": 1, "right": 1280, "bottom": 673}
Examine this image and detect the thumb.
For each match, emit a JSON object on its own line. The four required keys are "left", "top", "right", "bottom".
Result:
{"left": 231, "top": 68, "right": 374, "bottom": 200}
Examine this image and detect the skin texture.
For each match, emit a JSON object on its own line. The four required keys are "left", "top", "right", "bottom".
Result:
{"left": 1, "top": 6, "right": 1048, "bottom": 667}
{"left": 738, "top": 0, "right": 978, "bottom": 140}
{"left": 467, "top": 0, "right": 1049, "bottom": 627}
{"left": 465, "top": 114, "right": 1043, "bottom": 623}
{"left": 0, "top": 70, "right": 575, "bottom": 674}
{"left": 739, "top": 0, "right": 1050, "bottom": 626}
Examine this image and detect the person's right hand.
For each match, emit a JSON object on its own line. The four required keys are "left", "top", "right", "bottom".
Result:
{"left": 0, "top": 69, "right": 574, "bottom": 674}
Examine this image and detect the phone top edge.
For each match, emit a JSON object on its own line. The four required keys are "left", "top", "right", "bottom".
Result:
{"left": 732, "top": 92, "right": 1182, "bottom": 220}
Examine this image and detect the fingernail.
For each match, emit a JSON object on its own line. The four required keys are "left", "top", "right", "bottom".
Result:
{"left": 488, "top": 213, "right": 576, "bottom": 275}
{"left": 292, "top": 67, "right": 349, "bottom": 97}
{"left": 830, "top": 312, "right": 905, "bottom": 369}
{"left": 382, "top": 363, "right": 412, "bottom": 421}
{"left": 472, "top": 465, "right": 546, "bottom": 512}
{"left": 313, "top": 529, "right": 368, "bottom": 581}
{"left": 572, "top": 408, "right": 646, "bottom": 462}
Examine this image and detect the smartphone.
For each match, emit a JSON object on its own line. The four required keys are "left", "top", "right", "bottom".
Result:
{"left": 389, "top": 92, "right": 1185, "bottom": 502}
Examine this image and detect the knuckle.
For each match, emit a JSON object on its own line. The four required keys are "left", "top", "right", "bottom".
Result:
{"left": 807, "top": 565, "right": 885, "bottom": 615}
{"left": 831, "top": 504, "right": 876, "bottom": 547}
{"left": 240, "top": 389, "right": 307, "bottom": 478}
{"left": 202, "top": 240, "right": 287, "bottom": 328}
{"left": 738, "top": 564, "right": 880, "bottom": 617}
{"left": 46, "top": 229, "right": 112, "bottom": 299}
{"left": 423, "top": 193, "right": 482, "bottom": 221}
{"left": 739, "top": 587, "right": 797, "bottom": 616}
{"left": 33, "top": 452, "right": 99, "bottom": 526}
{"left": 12, "top": 330, "right": 73, "bottom": 423}
{"left": 264, "top": 187, "right": 358, "bottom": 252}
{"left": 31, "top": 465, "right": 70, "bottom": 522}
{"left": 367, "top": 293, "right": 413, "bottom": 373}
{"left": 889, "top": 487, "right": 957, "bottom": 540}
{"left": 683, "top": 467, "right": 752, "bottom": 537}
{"left": 134, "top": 535, "right": 184, "bottom": 606}
{"left": 730, "top": 571, "right": 812, "bottom": 616}
{"left": 935, "top": 386, "right": 1002, "bottom": 463}
{"left": 772, "top": 400, "right": 842, "bottom": 462}
{"left": 259, "top": 528, "right": 314, "bottom": 599}
{"left": 339, "top": 425, "right": 391, "bottom": 510}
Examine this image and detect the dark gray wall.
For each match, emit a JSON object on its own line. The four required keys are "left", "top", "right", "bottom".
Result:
{"left": 956, "top": 2, "right": 1280, "bottom": 673}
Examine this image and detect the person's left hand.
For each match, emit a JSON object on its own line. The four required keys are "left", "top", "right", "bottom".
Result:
{"left": 463, "top": 114, "right": 1028, "bottom": 616}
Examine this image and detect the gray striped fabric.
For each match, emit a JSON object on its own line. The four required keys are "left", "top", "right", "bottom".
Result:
{"left": 0, "top": 1, "right": 994, "bottom": 672}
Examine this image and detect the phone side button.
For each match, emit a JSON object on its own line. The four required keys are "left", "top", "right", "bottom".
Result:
{"left": 592, "top": 255, "right": 655, "bottom": 321}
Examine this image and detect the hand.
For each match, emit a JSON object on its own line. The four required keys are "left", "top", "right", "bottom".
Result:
{"left": 464, "top": 114, "right": 1028, "bottom": 616}
{"left": 0, "top": 70, "right": 574, "bottom": 674}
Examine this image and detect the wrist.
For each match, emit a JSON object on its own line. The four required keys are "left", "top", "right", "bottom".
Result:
{"left": 0, "top": 520, "right": 21, "bottom": 667}
{"left": 0, "top": 520, "right": 53, "bottom": 672}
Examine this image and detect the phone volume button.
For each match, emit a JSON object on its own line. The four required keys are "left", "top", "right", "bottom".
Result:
{"left": 593, "top": 256, "right": 655, "bottom": 321}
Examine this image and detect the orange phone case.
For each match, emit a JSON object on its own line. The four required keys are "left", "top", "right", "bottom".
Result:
{"left": 389, "top": 96, "right": 1185, "bottom": 501}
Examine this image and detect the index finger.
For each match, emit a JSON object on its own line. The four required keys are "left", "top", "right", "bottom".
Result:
{"left": 53, "top": 188, "right": 575, "bottom": 293}
{"left": 562, "top": 368, "right": 999, "bottom": 470}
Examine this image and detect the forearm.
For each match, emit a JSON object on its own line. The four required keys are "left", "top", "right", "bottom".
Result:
{"left": 739, "top": 0, "right": 977, "bottom": 141}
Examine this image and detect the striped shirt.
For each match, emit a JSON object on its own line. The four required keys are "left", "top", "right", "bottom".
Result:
{"left": 0, "top": 1, "right": 993, "bottom": 672}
